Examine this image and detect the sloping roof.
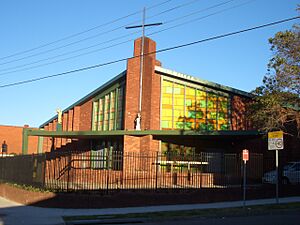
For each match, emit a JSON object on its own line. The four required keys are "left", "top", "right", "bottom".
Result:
{"left": 39, "top": 70, "right": 126, "bottom": 128}
{"left": 39, "top": 66, "right": 253, "bottom": 128}
{"left": 155, "top": 66, "right": 253, "bottom": 98}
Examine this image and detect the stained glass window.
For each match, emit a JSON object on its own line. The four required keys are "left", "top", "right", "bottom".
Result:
{"left": 173, "top": 83, "right": 185, "bottom": 129}
{"left": 161, "top": 79, "right": 230, "bottom": 131}
{"left": 195, "top": 89, "right": 206, "bottom": 130}
{"left": 161, "top": 80, "right": 173, "bottom": 129}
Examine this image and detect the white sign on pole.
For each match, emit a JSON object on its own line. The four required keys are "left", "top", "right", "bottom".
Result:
{"left": 242, "top": 149, "right": 249, "bottom": 162}
{"left": 268, "top": 131, "right": 284, "bottom": 150}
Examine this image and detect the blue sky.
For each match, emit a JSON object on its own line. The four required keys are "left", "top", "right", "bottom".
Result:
{"left": 0, "top": 0, "right": 299, "bottom": 127}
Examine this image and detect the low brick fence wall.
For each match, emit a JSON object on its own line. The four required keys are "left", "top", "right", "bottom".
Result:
{"left": 0, "top": 183, "right": 55, "bottom": 205}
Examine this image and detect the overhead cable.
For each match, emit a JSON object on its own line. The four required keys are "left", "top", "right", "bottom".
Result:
{"left": 0, "top": 16, "right": 298, "bottom": 89}
{"left": 0, "top": 0, "right": 173, "bottom": 62}
{"left": 0, "top": 0, "right": 238, "bottom": 75}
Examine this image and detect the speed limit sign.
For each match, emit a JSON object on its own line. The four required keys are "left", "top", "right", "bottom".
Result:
{"left": 268, "top": 131, "right": 284, "bottom": 150}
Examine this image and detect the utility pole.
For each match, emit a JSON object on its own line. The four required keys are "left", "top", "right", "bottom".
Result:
{"left": 126, "top": 7, "right": 162, "bottom": 128}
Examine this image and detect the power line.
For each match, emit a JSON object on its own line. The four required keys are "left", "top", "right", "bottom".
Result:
{"left": 147, "top": 0, "right": 200, "bottom": 20}
{"left": 0, "top": 0, "right": 173, "bottom": 62}
{"left": 0, "top": 19, "right": 141, "bottom": 67}
{"left": 154, "top": 16, "right": 299, "bottom": 54}
{"left": 0, "top": 38, "right": 135, "bottom": 77}
{"left": 159, "top": 0, "right": 237, "bottom": 26}
{"left": 0, "top": 0, "right": 197, "bottom": 67}
{"left": 148, "top": 0, "right": 255, "bottom": 36}
{"left": 0, "top": 16, "right": 298, "bottom": 89}
{"left": 0, "top": 0, "right": 238, "bottom": 76}
{"left": 0, "top": 32, "right": 139, "bottom": 76}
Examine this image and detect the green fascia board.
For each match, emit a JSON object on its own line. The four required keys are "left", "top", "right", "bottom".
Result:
{"left": 25, "top": 129, "right": 262, "bottom": 138}
{"left": 39, "top": 70, "right": 126, "bottom": 128}
{"left": 155, "top": 66, "right": 253, "bottom": 98}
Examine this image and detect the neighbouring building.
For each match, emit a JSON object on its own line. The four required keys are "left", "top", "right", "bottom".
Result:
{"left": 22, "top": 37, "right": 262, "bottom": 156}
{"left": 0, "top": 124, "right": 38, "bottom": 155}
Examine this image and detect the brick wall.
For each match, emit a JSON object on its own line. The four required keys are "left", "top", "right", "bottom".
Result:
{"left": 124, "top": 37, "right": 161, "bottom": 131}
{"left": 123, "top": 135, "right": 141, "bottom": 153}
{"left": 73, "top": 106, "right": 80, "bottom": 131}
{"left": 231, "top": 95, "right": 251, "bottom": 130}
{"left": 79, "top": 99, "right": 93, "bottom": 131}
{"left": 0, "top": 125, "right": 38, "bottom": 155}
{"left": 41, "top": 96, "right": 93, "bottom": 152}
{"left": 123, "top": 37, "right": 162, "bottom": 156}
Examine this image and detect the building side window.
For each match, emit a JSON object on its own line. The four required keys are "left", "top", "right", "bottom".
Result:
{"left": 161, "top": 79, "right": 230, "bottom": 131}
{"left": 116, "top": 86, "right": 124, "bottom": 130}
{"left": 195, "top": 89, "right": 206, "bottom": 130}
{"left": 92, "top": 101, "right": 99, "bottom": 131}
{"left": 161, "top": 80, "right": 173, "bottom": 129}
{"left": 218, "top": 96, "right": 229, "bottom": 130}
{"left": 91, "top": 140, "right": 123, "bottom": 170}
{"left": 92, "top": 85, "right": 124, "bottom": 131}
{"left": 173, "top": 83, "right": 185, "bottom": 129}
{"left": 98, "top": 98, "right": 104, "bottom": 130}
{"left": 109, "top": 91, "right": 115, "bottom": 130}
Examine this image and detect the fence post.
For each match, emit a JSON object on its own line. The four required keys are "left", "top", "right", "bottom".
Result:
{"left": 106, "top": 150, "right": 110, "bottom": 194}
{"left": 243, "top": 159, "right": 247, "bottom": 208}
{"left": 172, "top": 162, "right": 177, "bottom": 186}
{"left": 200, "top": 152, "right": 203, "bottom": 189}
{"left": 42, "top": 154, "right": 46, "bottom": 189}
{"left": 66, "top": 152, "right": 71, "bottom": 192}
{"left": 155, "top": 151, "right": 159, "bottom": 191}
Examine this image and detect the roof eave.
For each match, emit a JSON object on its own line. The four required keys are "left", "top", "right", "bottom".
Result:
{"left": 39, "top": 70, "right": 126, "bottom": 128}
{"left": 155, "top": 66, "right": 253, "bottom": 98}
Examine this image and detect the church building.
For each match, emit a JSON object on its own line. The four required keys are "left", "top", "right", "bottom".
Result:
{"left": 22, "top": 37, "right": 261, "bottom": 156}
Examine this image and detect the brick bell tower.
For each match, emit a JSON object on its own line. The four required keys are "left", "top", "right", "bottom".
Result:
{"left": 123, "top": 37, "right": 162, "bottom": 154}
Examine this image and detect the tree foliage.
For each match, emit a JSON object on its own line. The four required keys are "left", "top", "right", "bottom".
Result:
{"left": 248, "top": 22, "right": 300, "bottom": 136}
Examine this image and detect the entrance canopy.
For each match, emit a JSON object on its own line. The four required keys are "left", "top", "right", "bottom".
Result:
{"left": 22, "top": 128, "right": 262, "bottom": 154}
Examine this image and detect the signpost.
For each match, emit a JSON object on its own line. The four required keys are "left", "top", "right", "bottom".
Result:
{"left": 268, "top": 131, "right": 284, "bottom": 204}
{"left": 242, "top": 149, "right": 249, "bottom": 208}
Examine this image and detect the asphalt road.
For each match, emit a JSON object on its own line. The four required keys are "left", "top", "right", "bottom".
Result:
{"left": 142, "top": 210, "right": 300, "bottom": 225}
{"left": 2, "top": 196, "right": 300, "bottom": 225}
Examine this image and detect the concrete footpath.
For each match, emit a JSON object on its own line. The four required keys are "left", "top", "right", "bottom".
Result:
{"left": 0, "top": 196, "right": 300, "bottom": 225}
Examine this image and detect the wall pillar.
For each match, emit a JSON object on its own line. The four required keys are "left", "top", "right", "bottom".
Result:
{"left": 22, "top": 128, "right": 29, "bottom": 155}
{"left": 123, "top": 37, "right": 162, "bottom": 156}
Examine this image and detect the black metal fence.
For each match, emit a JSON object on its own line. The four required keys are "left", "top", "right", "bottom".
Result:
{"left": 0, "top": 151, "right": 299, "bottom": 194}
{"left": 0, "top": 154, "right": 45, "bottom": 187}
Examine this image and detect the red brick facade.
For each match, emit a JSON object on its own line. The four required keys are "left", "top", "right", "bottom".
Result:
{"left": 231, "top": 95, "right": 251, "bottom": 130}
{"left": 124, "top": 37, "right": 161, "bottom": 131}
{"left": 123, "top": 37, "right": 161, "bottom": 154}
{"left": 38, "top": 36, "right": 253, "bottom": 155}
{"left": 42, "top": 100, "right": 92, "bottom": 152}
{"left": 0, "top": 125, "right": 38, "bottom": 155}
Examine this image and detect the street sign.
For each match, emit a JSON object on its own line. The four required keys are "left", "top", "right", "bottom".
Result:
{"left": 242, "top": 149, "right": 249, "bottom": 162}
{"left": 242, "top": 149, "right": 249, "bottom": 208}
{"left": 268, "top": 131, "right": 284, "bottom": 150}
{"left": 268, "top": 131, "right": 283, "bottom": 204}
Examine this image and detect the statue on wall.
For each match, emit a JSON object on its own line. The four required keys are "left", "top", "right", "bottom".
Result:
{"left": 134, "top": 113, "right": 141, "bottom": 130}
{"left": 56, "top": 108, "right": 62, "bottom": 124}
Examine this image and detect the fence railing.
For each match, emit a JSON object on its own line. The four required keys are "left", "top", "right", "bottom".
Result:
{"left": 0, "top": 150, "right": 272, "bottom": 192}
{"left": 0, "top": 154, "right": 45, "bottom": 187}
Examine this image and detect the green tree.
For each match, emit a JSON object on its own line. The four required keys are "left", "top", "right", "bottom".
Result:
{"left": 248, "top": 22, "right": 300, "bottom": 136}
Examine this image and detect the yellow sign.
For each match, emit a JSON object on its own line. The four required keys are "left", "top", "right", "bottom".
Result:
{"left": 268, "top": 131, "right": 284, "bottom": 150}
{"left": 268, "top": 131, "right": 283, "bottom": 139}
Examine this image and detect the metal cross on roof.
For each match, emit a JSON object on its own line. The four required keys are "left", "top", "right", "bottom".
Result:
{"left": 126, "top": 7, "right": 162, "bottom": 115}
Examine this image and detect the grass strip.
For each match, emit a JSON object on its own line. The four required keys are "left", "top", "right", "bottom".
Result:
{"left": 63, "top": 201, "right": 300, "bottom": 222}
